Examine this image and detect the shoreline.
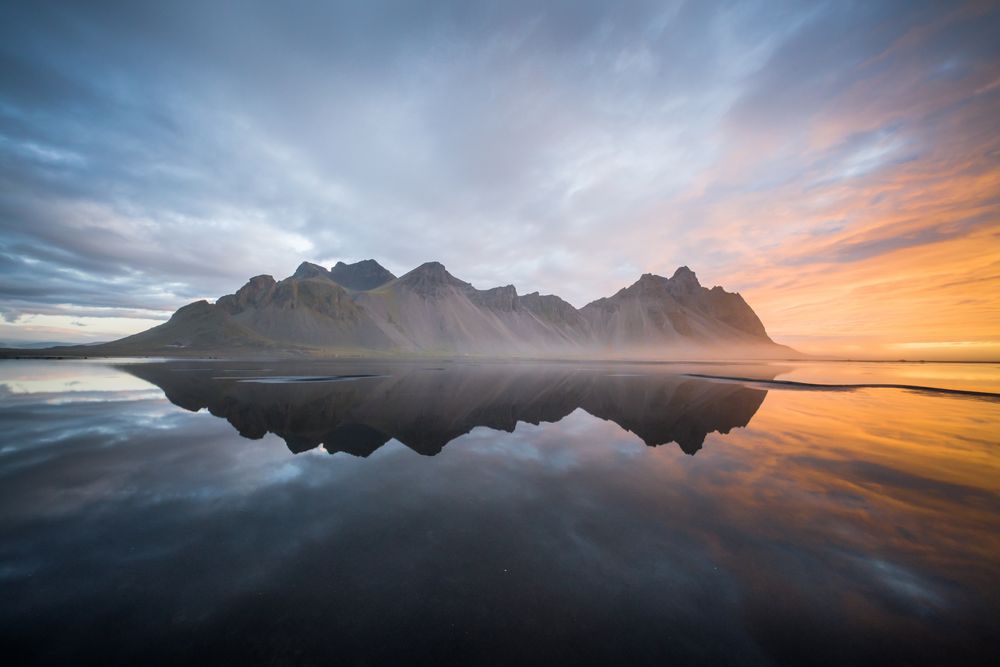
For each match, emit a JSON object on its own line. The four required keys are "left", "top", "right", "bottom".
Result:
{"left": 1, "top": 348, "right": 997, "bottom": 365}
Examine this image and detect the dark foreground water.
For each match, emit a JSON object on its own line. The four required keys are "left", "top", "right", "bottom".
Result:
{"left": 1, "top": 359, "right": 998, "bottom": 666}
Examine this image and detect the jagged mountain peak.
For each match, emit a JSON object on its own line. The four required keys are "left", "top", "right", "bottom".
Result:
{"left": 170, "top": 299, "right": 213, "bottom": 321}
{"left": 626, "top": 267, "right": 701, "bottom": 295}
{"left": 410, "top": 260, "right": 448, "bottom": 275}
{"left": 293, "top": 261, "right": 331, "bottom": 281}
{"left": 329, "top": 259, "right": 396, "bottom": 290}
{"left": 398, "top": 261, "right": 471, "bottom": 293}
{"left": 247, "top": 274, "right": 276, "bottom": 286}
{"left": 473, "top": 284, "right": 519, "bottom": 312}
{"left": 334, "top": 258, "right": 381, "bottom": 269}
{"left": 522, "top": 291, "right": 572, "bottom": 305}
{"left": 621, "top": 273, "right": 671, "bottom": 297}
{"left": 216, "top": 274, "right": 278, "bottom": 314}
{"left": 483, "top": 284, "right": 517, "bottom": 295}
{"left": 670, "top": 265, "right": 700, "bottom": 288}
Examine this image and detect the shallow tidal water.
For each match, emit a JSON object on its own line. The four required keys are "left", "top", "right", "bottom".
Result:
{"left": 1, "top": 358, "right": 998, "bottom": 665}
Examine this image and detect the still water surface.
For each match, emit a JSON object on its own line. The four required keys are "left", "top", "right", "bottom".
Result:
{"left": 1, "top": 359, "right": 998, "bottom": 665}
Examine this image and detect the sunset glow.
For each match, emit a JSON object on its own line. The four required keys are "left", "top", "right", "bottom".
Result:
{"left": 1, "top": 1, "right": 998, "bottom": 358}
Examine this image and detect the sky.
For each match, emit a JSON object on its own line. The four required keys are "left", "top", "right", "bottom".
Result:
{"left": 0, "top": 0, "right": 998, "bottom": 359}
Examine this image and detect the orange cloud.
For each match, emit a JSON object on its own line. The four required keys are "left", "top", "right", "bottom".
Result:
{"left": 654, "top": 25, "right": 1000, "bottom": 360}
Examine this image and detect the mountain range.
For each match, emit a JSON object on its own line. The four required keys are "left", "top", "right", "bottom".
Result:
{"left": 11, "top": 259, "right": 796, "bottom": 358}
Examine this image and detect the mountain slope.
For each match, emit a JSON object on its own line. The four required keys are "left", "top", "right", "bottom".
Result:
{"left": 100, "top": 300, "right": 270, "bottom": 351}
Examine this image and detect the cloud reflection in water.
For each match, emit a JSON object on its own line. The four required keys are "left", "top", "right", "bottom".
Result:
{"left": 0, "top": 360, "right": 997, "bottom": 665}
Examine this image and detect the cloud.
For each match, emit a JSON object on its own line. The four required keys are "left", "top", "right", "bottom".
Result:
{"left": 0, "top": 0, "right": 998, "bottom": 353}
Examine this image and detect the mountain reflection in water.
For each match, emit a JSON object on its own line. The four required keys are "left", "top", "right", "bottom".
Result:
{"left": 121, "top": 361, "right": 772, "bottom": 456}
{"left": 2, "top": 359, "right": 999, "bottom": 666}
